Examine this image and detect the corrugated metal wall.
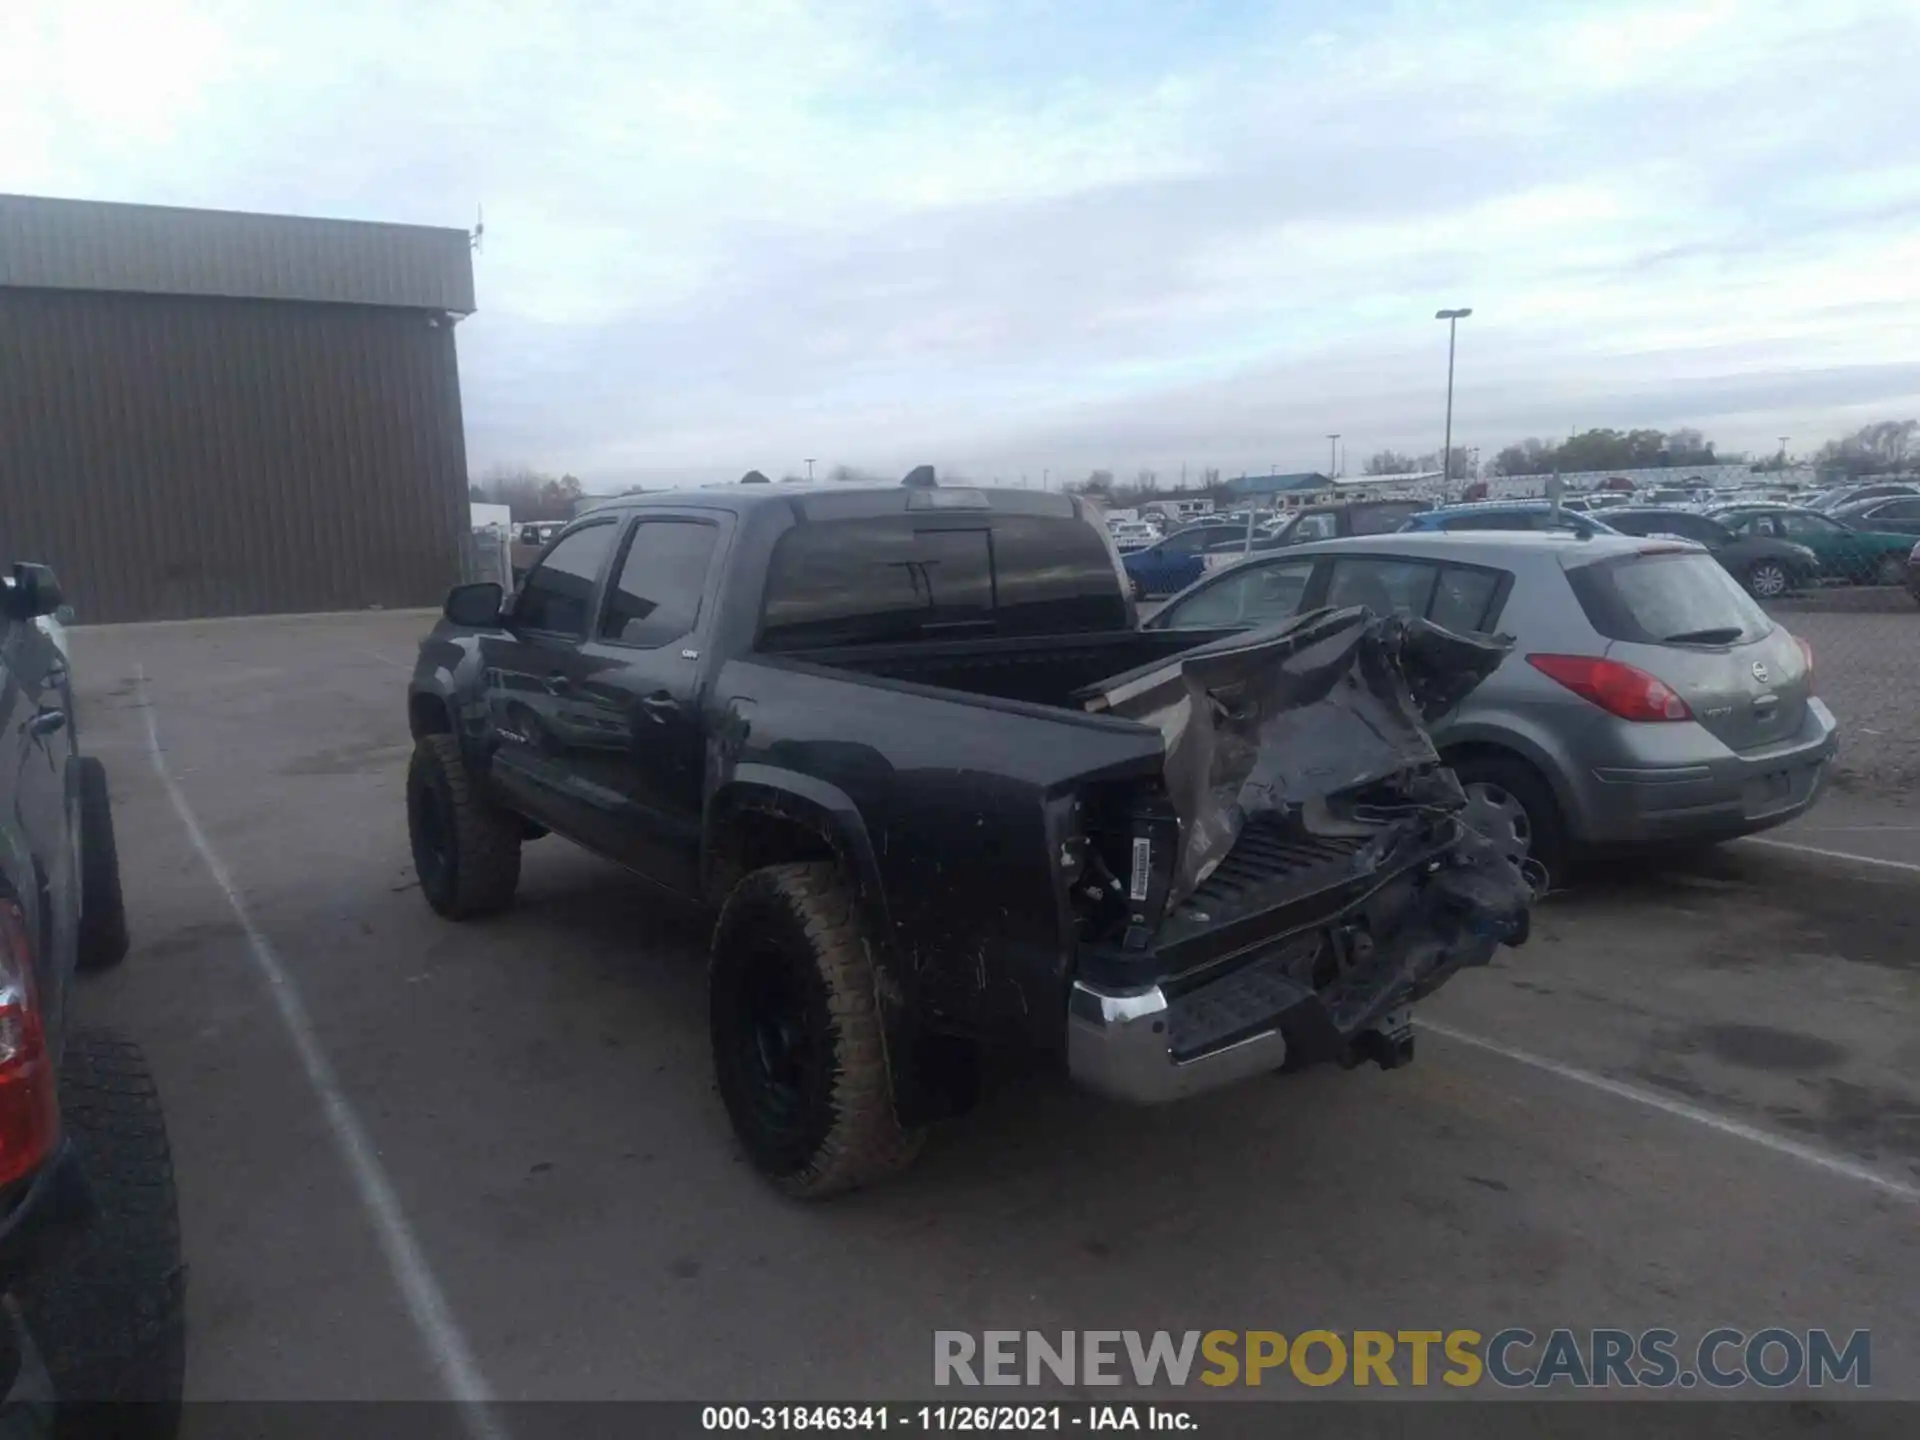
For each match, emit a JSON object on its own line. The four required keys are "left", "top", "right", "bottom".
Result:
{"left": 0, "top": 287, "right": 469, "bottom": 622}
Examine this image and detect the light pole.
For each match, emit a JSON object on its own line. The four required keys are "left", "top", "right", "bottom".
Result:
{"left": 1777, "top": 437, "right": 1789, "bottom": 472}
{"left": 1436, "top": 308, "right": 1472, "bottom": 479}
{"left": 804, "top": 458, "right": 816, "bottom": 480}
{"left": 1326, "top": 433, "right": 1341, "bottom": 478}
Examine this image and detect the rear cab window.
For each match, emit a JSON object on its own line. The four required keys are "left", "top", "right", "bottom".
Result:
{"left": 1566, "top": 549, "right": 1772, "bottom": 647}
{"left": 758, "top": 512, "right": 1127, "bottom": 650}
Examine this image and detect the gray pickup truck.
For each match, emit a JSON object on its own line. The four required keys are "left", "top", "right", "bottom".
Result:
{"left": 406, "top": 480, "right": 1532, "bottom": 1196}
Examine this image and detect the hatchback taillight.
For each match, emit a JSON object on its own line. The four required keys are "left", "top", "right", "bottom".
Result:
{"left": 1527, "top": 653, "right": 1691, "bottom": 722}
{"left": 1793, "top": 634, "right": 1814, "bottom": 697}
{"left": 0, "top": 901, "right": 57, "bottom": 1188}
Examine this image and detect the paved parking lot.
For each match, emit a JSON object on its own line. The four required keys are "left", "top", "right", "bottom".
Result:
{"left": 63, "top": 611, "right": 1920, "bottom": 1407}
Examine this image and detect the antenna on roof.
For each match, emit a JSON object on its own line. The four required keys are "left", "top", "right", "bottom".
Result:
{"left": 470, "top": 204, "right": 484, "bottom": 253}
{"left": 901, "top": 465, "right": 937, "bottom": 489}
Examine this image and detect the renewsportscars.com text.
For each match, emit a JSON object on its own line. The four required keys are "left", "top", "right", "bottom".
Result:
{"left": 934, "top": 1328, "right": 1870, "bottom": 1390}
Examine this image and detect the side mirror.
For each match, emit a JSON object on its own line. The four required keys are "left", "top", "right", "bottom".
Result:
{"left": 4, "top": 563, "right": 65, "bottom": 621}
{"left": 444, "top": 581, "right": 505, "bottom": 628}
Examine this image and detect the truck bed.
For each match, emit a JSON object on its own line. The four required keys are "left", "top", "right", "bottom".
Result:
{"left": 773, "top": 628, "right": 1211, "bottom": 709}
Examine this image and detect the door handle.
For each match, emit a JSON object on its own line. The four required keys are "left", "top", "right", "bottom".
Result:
{"left": 544, "top": 672, "right": 573, "bottom": 696}
{"left": 27, "top": 709, "right": 67, "bottom": 738}
{"left": 639, "top": 692, "right": 677, "bottom": 723}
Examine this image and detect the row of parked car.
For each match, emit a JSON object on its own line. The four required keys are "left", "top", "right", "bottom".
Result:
{"left": 1121, "top": 492, "right": 1920, "bottom": 600}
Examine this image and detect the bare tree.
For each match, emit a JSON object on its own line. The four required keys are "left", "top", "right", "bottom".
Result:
{"left": 469, "top": 467, "right": 585, "bottom": 520}
{"left": 1364, "top": 449, "right": 1419, "bottom": 476}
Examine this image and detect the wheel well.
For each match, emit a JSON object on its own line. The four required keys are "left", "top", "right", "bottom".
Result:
{"left": 1441, "top": 740, "right": 1555, "bottom": 790}
{"left": 409, "top": 694, "right": 453, "bottom": 739}
{"left": 708, "top": 810, "right": 838, "bottom": 899}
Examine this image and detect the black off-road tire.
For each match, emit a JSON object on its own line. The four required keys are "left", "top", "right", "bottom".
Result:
{"left": 407, "top": 734, "right": 521, "bottom": 919}
{"left": 710, "top": 863, "right": 923, "bottom": 1198}
{"left": 16, "top": 1029, "right": 185, "bottom": 1437}
{"left": 1450, "top": 752, "right": 1569, "bottom": 892}
{"left": 74, "top": 759, "right": 129, "bottom": 974}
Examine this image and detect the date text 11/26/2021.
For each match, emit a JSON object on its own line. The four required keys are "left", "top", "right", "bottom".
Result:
{"left": 703, "top": 1406, "right": 1193, "bottom": 1431}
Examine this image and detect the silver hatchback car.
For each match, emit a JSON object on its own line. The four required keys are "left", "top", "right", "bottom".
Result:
{"left": 1142, "top": 530, "right": 1839, "bottom": 884}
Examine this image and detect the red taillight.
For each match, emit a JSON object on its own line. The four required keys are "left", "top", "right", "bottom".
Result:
{"left": 0, "top": 901, "right": 57, "bottom": 1188}
{"left": 1793, "top": 634, "right": 1815, "bottom": 697}
{"left": 1527, "top": 653, "right": 1691, "bottom": 722}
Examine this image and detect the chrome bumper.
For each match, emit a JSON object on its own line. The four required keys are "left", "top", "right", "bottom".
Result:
{"left": 1066, "top": 981, "right": 1292, "bottom": 1105}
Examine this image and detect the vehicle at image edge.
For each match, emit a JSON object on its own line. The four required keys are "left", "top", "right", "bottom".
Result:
{"left": 1257, "top": 498, "right": 1433, "bottom": 547}
{"left": 1827, "top": 493, "right": 1920, "bottom": 539}
{"left": 1121, "top": 522, "right": 1288, "bottom": 597}
{"left": 0, "top": 560, "right": 185, "bottom": 1433}
{"left": 1597, "top": 508, "right": 1819, "bottom": 600}
{"left": 1702, "top": 504, "right": 1916, "bottom": 587}
{"left": 404, "top": 481, "right": 1533, "bottom": 1197}
{"left": 1399, "top": 501, "right": 1622, "bottom": 536}
{"left": 1140, "top": 530, "right": 1838, "bottom": 885}
{"left": 1908, "top": 539, "right": 1920, "bottom": 604}
{"left": 1808, "top": 481, "right": 1920, "bottom": 513}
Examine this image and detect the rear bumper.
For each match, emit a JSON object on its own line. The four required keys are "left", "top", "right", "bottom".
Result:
{"left": 1570, "top": 698, "right": 1839, "bottom": 845}
{"left": 1066, "top": 924, "right": 1503, "bottom": 1105}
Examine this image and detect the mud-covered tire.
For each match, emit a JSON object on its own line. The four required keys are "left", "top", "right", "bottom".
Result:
{"left": 1450, "top": 752, "right": 1568, "bottom": 892}
{"left": 15, "top": 1029, "right": 185, "bottom": 1435}
{"left": 407, "top": 734, "right": 521, "bottom": 919}
{"left": 74, "top": 758, "right": 130, "bottom": 974}
{"left": 710, "top": 863, "right": 923, "bottom": 1198}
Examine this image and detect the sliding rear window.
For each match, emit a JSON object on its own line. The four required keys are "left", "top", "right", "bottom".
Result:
{"left": 1566, "top": 550, "right": 1772, "bottom": 646}
{"left": 758, "top": 513, "right": 1127, "bottom": 650}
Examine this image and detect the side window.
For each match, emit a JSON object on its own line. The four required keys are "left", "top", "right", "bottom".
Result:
{"left": 514, "top": 523, "right": 617, "bottom": 636}
{"left": 1441, "top": 511, "right": 1533, "bottom": 532}
{"left": 1719, "top": 513, "right": 1758, "bottom": 536}
{"left": 599, "top": 519, "right": 721, "bottom": 647}
{"left": 1160, "top": 530, "right": 1205, "bottom": 556}
{"left": 1871, "top": 499, "right": 1920, "bottom": 521}
{"left": 1351, "top": 504, "right": 1423, "bottom": 536}
{"left": 1326, "top": 557, "right": 1438, "bottom": 617}
{"left": 1429, "top": 566, "right": 1503, "bottom": 632}
{"left": 1779, "top": 512, "right": 1838, "bottom": 539}
{"left": 1160, "top": 559, "right": 1315, "bottom": 629}
{"left": 1291, "top": 513, "right": 1338, "bottom": 542}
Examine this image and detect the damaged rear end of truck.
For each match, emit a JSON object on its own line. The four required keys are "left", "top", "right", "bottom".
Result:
{"left": 1062, "top": 606, "right": 1534, "bottom": 1103}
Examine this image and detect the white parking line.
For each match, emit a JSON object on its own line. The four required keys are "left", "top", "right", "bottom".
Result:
{"left": 135, "top": 668, "right": 510, "bottom": 1438}
{"left": 1740, "top": 837, "right": 1920, "bottom": 873}
{"left": 1417, "top": 1019, "right": 1920, "bottom": 1206}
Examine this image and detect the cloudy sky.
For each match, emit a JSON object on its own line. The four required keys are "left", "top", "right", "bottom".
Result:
{"left": 5, "top": 0, "right": 1918, "bottom": 489}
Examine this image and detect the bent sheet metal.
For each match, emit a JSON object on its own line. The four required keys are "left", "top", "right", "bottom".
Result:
{"left": 1079, "top": 606, "right": 1516, "bottom": 908}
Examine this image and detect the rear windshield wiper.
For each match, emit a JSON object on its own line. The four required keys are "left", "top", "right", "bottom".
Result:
{"left": 1662, "top": 626, "right": 1745, "bottom": 645}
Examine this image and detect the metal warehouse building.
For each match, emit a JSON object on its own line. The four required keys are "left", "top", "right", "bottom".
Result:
{"left": 1, "top": 194, "right": 475, "bottom": 622}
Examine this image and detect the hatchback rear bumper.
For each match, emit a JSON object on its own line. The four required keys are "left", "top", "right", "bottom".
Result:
{"left": 1571, "top": 698, "right": 1839, "bottom": 844}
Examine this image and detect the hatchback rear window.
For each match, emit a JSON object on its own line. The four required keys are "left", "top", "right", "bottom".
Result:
{"left": 1567, "top": 551, "right": 1772, "bottom": 646}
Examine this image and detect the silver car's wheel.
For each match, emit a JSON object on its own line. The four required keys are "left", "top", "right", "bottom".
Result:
{"left": 1747, "top": 560, "right": 1789, "bottom": 599}
{"left": 1463, "top": 780, "right": 1533, "bottom": 864}
{"left": 1875, "top": 554, "right": 1906, "bottom": 587}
